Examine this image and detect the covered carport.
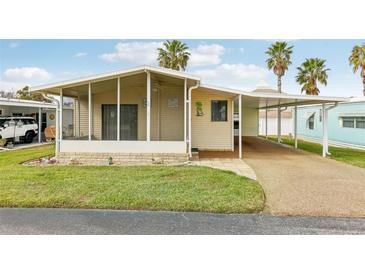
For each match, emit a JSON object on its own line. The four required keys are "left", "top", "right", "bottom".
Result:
{"left": 0, "top": 98, "right": 57, "bottom": 144}
{"left": 197, "top": 85, "right": 348, "bottom": 159}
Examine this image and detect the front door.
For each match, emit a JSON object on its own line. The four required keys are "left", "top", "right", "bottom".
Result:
{"left": 102, "top": 104, "right": 138, "bottom": 140}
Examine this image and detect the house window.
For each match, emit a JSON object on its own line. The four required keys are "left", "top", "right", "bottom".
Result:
{"left": 12, "top": 112, "right": 23, "bottom": 117}
{"left": 308, "top": 114, "right": 315, "bottom": 130}
{"left": 356, "top": 117, "right": 365, "bottom": 129}
{"left": 211, "top": 100, "right": 227, "bottom": 122}
{"left": 342, "top": 117, "right": 355, "bottom": 128}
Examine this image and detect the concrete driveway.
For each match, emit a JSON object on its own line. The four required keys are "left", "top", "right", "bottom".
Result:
{"left": 243, "top": 137, "right": 365, "bottom": 217}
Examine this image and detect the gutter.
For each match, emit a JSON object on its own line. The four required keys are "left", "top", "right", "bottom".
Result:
{"left": 188, "top": 81, "right": 200, "bottom": 158}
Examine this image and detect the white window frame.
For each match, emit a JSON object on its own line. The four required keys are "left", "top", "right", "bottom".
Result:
{"left": 340, "top": 116, "right": 365, "bottom": 129}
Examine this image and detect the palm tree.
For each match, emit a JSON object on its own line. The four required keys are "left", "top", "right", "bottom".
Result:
{"left": 296, "top": 58, "right": 330, "bottom": 95}
{"left": 265, "top": 41, "right": 294, "bottom": 93}
{"left": 157, "top": 40, "right": 190, "bottom": 71}
{"left": 349, "top": 43, "right": 365, "bottom": 96}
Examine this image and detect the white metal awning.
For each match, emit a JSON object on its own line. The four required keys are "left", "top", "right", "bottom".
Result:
{"left": 0, "top": 98, "right": 57, "bottom": 109}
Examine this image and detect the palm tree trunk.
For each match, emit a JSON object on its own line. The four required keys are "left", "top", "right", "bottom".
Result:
{"left": 277, "top": 75, "right": 282, "bottom": 93}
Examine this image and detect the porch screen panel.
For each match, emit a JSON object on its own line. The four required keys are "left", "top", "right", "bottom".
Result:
{"left": 102, "top": 105, "right": 118, "bottom": 140}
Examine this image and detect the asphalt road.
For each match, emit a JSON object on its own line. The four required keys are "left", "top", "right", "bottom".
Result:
{"left": 1, "top": 208, "right": 365, "bottom": 234}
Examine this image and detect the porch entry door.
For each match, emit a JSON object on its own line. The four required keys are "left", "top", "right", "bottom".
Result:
{"left": 102, "top": 104, "right": 138, "bottom": 140}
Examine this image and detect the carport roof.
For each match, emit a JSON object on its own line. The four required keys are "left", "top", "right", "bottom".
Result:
{"left": 198, "top": 84, "right": 349, "bottom": 108}
{"left": 0, "top": 97, "right": 57, "bottom": 108}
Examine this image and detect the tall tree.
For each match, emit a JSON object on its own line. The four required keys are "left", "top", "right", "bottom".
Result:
{"left": 265, "top": 41, "right": 294, "bottom": 93}
{"left": 16, "top": 86, "right": 52, "bottom": 102}
{"left": 349, "top": 43, "right": 365, "bottom": 96}
{"left": 296, "top": 58, "right": 330, "bottom": 95}
{"left": 157, "top": 40, "right": 190, "bottom": 71}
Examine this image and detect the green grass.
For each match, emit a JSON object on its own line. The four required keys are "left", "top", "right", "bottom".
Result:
{"left": 266, "top": 136, "right": 365, "bottom": 169}
{"left": 0, "top": 145, "right": 265, "bottom": 213}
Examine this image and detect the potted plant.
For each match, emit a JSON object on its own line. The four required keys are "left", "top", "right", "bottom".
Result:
{"left": 195, "top": 101, "right": 204, "bottom": 116}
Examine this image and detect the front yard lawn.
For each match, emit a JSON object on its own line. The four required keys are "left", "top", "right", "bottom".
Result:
{"left": 267, "top": 136, "right": 365, "bottom": 169}
{"left": 0, "top": 145, "right": 265, "bottom": 213}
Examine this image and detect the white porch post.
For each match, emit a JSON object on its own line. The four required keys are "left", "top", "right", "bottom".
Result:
{"left": 88, "top": 83, "right": 92, "bottom": 141}
{"left": 265, "top": 108, "right": 268, "bottom": 139}
{"left": 294, "top": 105, "right": 298, "bottom": 148}
{"left": 38, "top": 107, "right": 42, "bottom": 143}
{"left": 184, "top": 78, "right": 187, "bottom": 143}
{"left": 146, "top": 71, "right": 151, "bottom": 141}
{"left": 238, "top": 94, "right": 242, "bottom": 159}
{"left": 117, "top": 77, "right": 121, "bottom": 141}
{"left": 188, "top": 87, "right": 192, "bottom": 157}
{"left": 322, "top": 103, "right": 328, "bottom": 157}
{"left": 77, "top": 97, "right": 81, "bottom": 138}
{"left": 231, "top": 98, "right": 234, "bottom": 151}
{"left": 60, "top": 89, "right": 63, "bottom": 141}
{"left": 277, "top": 106, "right": 281, "bottom": 143}
{"left": 55, "top": 101, "right": 59, "bottom": 157}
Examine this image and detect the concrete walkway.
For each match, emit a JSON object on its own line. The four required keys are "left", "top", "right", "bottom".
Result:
{"left": 1, "top": 208, "right": 364, "bottom": 235}
{"left": 243, "top": 137, "right": 365, "bottom": 217}
{"left": 191, "top": 158, "right": 257, "bottom": 180}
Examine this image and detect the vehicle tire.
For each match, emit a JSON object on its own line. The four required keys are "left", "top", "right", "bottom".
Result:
{"left": 24, "top": 131, "right": 35, "bottom": 143}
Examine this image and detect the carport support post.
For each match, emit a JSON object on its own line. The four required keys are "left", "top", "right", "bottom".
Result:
{"left": 238, "top": 95, "right": 242, "bottom": 159}
{"left": 322, "top": 103, "right": 328, "bottom": 157}
{"left": 294, "top": 106, "right": 298, "bottom": 148}
{"left": 60, "top": 89, "right": 63, "bottom": 141}
{"left": 38, "top": 107, "right": 42, "bottom": 143}
{"left": 277, "top": 107, "right": 281, "bottom": 143}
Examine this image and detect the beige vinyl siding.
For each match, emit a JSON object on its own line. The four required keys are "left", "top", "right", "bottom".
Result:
{"left": 242, "top": 107, "right": 259, "bottom": 136}
{"left": 158, "top": 85, "right": 184, "bottom": 141}
{"left": 192, "top": 89, "right": 233, "bottom": 150}
{"left": 79, "top": 95, "right": 89, "bottom": 138}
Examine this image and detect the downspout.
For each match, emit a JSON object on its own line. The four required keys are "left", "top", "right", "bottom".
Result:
{"left": 188, "top": 81, "right": 200, "bottom": 158}
{"left": 42, "top": 93, "right": 60, "bottom": 157}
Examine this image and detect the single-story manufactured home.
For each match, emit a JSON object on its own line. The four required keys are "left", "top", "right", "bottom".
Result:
{"left": 297, "top": 97, "right": 365, "bottom": 150}
{"left": 30, "top": 65, "right": 348, "bottom": 163}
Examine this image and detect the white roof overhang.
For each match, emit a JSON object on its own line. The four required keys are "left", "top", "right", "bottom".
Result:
{"left": 29, "top": 65, "right": 200, "bottom": 95}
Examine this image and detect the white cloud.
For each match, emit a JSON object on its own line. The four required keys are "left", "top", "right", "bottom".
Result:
{"left": 74, "top": 52, "right": 87, "bottom": 58}
{"left": 3, "top": 67, "right": 51, "bottom": 83}
{"left": 9, "top": 42, "right": 19, "bottom": 48}
{"left": 100, "top": 41, "right": 162, "bottom": 63}
{"left": 189, "top": 44, "right": 225, "bottom": 66}
{"left": 192, "top": 63, "right": 268, "bottom": 89}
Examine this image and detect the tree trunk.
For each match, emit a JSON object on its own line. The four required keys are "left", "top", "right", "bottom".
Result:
{"left": 363, "top": 76, "right": 365, "bottom": 96}
{"left": 277, "top": 75, "right": 282, "bottom": 93}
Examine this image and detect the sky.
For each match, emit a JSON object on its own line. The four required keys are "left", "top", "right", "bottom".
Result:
{"left": 0, "top": 39, "right": 364, "bottom": 97}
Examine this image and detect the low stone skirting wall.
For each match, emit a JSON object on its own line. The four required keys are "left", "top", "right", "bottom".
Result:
{"left": 58, "top": 152, "right": 189, "bottom": 165}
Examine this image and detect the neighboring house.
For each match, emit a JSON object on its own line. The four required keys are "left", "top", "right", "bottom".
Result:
{"left": 251, "top": 87, "right": 293, "bottom": 136}
{"left": 259, "top": 109, "right": 293, "bottom": 136}
{"left": 29, "top": 65, "right": 347, "bottom": 163}
{"left": 0, "top": 97, "right": 73, "bottom": 138}
{"left": 297, "top": 98, "right": 365, "bottom": 149}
